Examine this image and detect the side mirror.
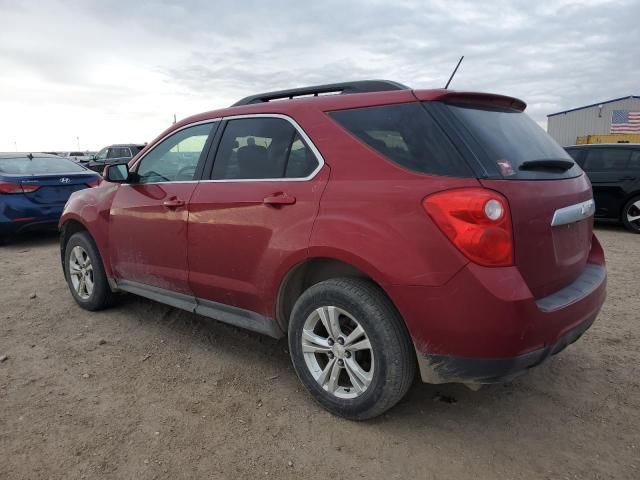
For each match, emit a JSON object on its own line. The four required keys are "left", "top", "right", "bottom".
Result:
{"left": 92, "top": 155, "right": 97, "bottom": 161}
{"left": 104, "top": 163, "right": 130, "bottom": 183}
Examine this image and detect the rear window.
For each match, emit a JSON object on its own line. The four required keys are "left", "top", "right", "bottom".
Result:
{"left": 329, "top": 103, "right": 472, "bottom": 177}
{"left": 0, "top": 157, "right": 86, "bottom": 175}
{"left": 434, "top": 102, "right": 581, "bottom": 180}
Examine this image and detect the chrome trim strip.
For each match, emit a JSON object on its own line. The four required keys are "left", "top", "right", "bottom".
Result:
{"left": 550, "top": 199, "right": 595, "bottom": 227}
{"left": 113, "top": 279, "right": 284, "bottom": 338}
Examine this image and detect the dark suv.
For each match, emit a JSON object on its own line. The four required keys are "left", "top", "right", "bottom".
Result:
{"left": 59, "top": 81, "right": 606, "bottom": 419}
{"left": 565, "top": 144, "right": 640, "bottom": 233}
{"left": 85, "top": 144, "right": 146, "bottom": 173}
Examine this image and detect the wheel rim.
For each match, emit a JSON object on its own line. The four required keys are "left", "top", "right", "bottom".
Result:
{"left": 301, "top": 306, "right": 374, "bottom": 399}
{"left": 626, "top": 200, "right": 640, "bottom": 228}
{"left": 69, "top": 246, "right": 94, "bottom": 300}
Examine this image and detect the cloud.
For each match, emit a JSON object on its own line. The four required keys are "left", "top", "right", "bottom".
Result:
{"left": 0, "top": 0, "right": 637, "bottom": 150}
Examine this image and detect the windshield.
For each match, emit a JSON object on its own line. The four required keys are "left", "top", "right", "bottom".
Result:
{"left": 436, "top": 102, "right": 581, "bottom": 180}
{"left": 0, "top": 156, "right": 87, "bottom": 175}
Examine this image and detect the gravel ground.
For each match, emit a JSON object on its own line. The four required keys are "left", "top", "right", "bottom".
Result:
{"left": 0, "top": 225, "right": 638, "bottom": 479}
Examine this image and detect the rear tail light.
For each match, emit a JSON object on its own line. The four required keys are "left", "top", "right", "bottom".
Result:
{"left": 86, "top": 178, "right": 102, "bottom": 188}
{"left": 0, "top": 181, "right": 40, "bottom": 194}
{"left": 422, "top": 188, "right": 514, "bottom": 267}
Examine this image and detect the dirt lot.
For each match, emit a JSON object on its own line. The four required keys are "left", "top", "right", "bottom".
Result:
{"left": 1, "top": 225, "right": 638, "bottom": 479}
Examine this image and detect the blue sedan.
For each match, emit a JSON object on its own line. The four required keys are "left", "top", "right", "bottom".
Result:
{"left": 0, "top": 153, "right": 101, "bottom": 242}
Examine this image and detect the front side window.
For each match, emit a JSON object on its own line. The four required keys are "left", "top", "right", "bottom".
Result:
{"left": 95, "top": 148, "right": 108, "bottom": 162}
{"left": 212, "top": 117, "right": 319, "bottom": 180}
{"left": 136, "top": 123, "right": 214, "bottom": 184}
{"left": 582, "top": 148, "right": 630, "bottom": 172}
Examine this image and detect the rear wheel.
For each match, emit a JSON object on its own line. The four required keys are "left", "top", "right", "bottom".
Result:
{"left": 64, "top": 231, "right": 115, "bottom": 310}
{"left": 288, "top": 278, "right": 415, "bottom": 420}
{"left": 622, "top": 196, "right": 640, "bottom": 233}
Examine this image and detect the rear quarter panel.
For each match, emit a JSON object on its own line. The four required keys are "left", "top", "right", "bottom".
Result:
{"left": 295, "top": 107, "right": 477, "bottom": 287}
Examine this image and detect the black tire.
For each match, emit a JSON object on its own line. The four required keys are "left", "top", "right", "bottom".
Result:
{"left": 622, "top": 196, "right": 640, "bottom": 233}
{"left": 64, "top": 231, "right": 115, "bottom": 310}
{"left": 288, "top": 278, "right": 415, "bottom": 420}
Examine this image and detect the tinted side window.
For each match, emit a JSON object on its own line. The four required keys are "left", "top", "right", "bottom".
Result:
{"left": 330, "top": 103, "right": 471, "bottom": 177}
{"left": 212, "top": 118, "right": 318, "bottom": 180}
{"left": 136, "top": 123, "right": 213, "bottom": 184}
{"left": 565, "top": 149, "right": 580, "bottom": 161}
{"left": 582, "top": 149, "right": 630, "bottom": 172}
{"left": 95, "top": 148, "right": 108, "bottom": 161}
{"left": 108, "top": 147, "right": 130, "bottom": 159}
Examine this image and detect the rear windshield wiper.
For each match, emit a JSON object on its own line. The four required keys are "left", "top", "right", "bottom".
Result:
{"left": 519, "top": 159, "right": 574, "bottom": 172}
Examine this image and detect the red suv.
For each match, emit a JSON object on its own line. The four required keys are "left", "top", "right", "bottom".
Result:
{"left": 59, "top": 81, "right": 606, "bottom": 420}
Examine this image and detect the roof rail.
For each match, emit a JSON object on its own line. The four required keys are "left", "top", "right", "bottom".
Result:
{"left": 231, "top": 80, "right": 410, "bottom": 107}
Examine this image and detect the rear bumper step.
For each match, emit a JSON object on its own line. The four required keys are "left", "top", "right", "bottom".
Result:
{"left": 535, "top": 264, "right": 606, "bottom": 312}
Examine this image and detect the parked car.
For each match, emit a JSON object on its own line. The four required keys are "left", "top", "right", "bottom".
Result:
{"left": 1, "top": 153, "right": 101, "bottom": 242}
{"left": 58, "top": 151, "right": 94, "bottom": 163}
{"left": 565, "top": 144, "right": 640, "bottom": 233}
{"left": 59, "top": 80, "right": 606, "bottom": 419}
{"left": 85, "top": 144, "right": 145, "bottom": 173}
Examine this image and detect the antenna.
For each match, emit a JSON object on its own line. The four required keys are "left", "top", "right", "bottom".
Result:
{"left": 444, "top": 56, "right": 464, "bottom": 90}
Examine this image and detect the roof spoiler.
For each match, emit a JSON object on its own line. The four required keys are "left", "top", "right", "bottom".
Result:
{"left": 431, "top": 91, "right": 527, "bottom": 112}
{"left": 231, "top": 80, "right": 410, "bottom": 107}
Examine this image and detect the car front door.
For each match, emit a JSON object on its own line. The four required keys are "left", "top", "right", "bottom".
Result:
{"left": 109, "top": 121, "right": 218, "bottom": 294}
{"left": 582, "top": 147, "right": 632, "bottom": 218}
{"left": 187, "top": 115, "right": 328, "bottom": 319}
{"left": 89, "top": 147, "right": 108, "bottom": 173}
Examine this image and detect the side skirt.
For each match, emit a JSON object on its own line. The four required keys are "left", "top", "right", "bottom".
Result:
{"left": 114, "top": 279, "right": 284, "bottom": 339}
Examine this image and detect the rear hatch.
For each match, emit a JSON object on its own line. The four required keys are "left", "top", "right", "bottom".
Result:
{"left": 425, "top": 96, "right": 594, "bottom": 298}
{"left": 0, "top": 155, "right": 99, "bottom": 207}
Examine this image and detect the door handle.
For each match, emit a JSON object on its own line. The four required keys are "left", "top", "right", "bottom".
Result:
{"left": 620, "top": 176, "right": 636, "bottom": 181}
{"left": 163, "top": 197, "right": 185, "bottom": 209}
{"left": 263, "top": 193, "right": 296, "bottom": 206}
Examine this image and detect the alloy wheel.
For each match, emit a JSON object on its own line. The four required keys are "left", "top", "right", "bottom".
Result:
{"left": 301, "top": 306, "right": 374, "bottom": 399}
{"left": 626, "top": 199, "right": 640, "bottom": 230}
{"left": 69, "top": 246, "right": 94, "bottom": 300}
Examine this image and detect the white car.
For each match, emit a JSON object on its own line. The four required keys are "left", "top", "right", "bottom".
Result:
{"left": 57, "top": 151, "right": 94, "bottom": 163}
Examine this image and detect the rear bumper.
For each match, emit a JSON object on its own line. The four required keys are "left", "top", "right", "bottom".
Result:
{"left": 415, "top": 306, "right": 598, "bottom": 384}
{"left": 387, "top": 235, "right": 607, "bottom": 384}
{"left": 0, "top": 214, "right": 62, "bottom": 236}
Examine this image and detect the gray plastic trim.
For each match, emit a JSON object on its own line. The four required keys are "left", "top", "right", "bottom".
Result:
{"left": 535, "top": 264, "right": 606, "bottom": 312}
{"left": 114, "top": 279, "right": 283, "bottom": 338}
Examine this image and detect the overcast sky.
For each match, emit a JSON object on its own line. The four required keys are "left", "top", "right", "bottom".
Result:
{"left": 0, "top": 0, "right": 638, "bottom": 151}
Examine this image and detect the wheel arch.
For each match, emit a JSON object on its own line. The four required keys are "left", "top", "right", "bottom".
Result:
{"left": 59, "top": 218, "right": 91, "bottom": 277}
{"left": 275, "top": 255, "right": 398, "bottom": 333}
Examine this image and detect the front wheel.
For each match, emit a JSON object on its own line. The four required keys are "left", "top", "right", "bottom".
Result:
{"left": 288, "top": 278, "right": 415, "bottom": 420}
{"left": 622, "top": 196, "right": 640, "bottom": 233}
{"left": 64, "top": 231, "right": 115, "bottom": 310}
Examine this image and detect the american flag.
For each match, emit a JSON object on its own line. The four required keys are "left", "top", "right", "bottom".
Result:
{"left": 610, "top": 110, "right": 640, "bottom": 133}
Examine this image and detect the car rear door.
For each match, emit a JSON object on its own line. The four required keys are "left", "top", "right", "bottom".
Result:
{"left": 187, "top": 115, "right": 327, "bottom": 317}
{"left": 581, "top": 147, "right": 633, "bottom": 218}
{"left": 109, "top": 122, "right": 218, "bottom": 294}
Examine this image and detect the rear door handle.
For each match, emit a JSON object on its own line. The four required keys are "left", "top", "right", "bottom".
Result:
{"left": 263, "top": 193, "right": 296, "bottom": 206}
{"left": 620, "top": 176, "right": 636, "bottom": 181}
{"left": 163, "top": 197, "right": 185, "bottom": 209}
